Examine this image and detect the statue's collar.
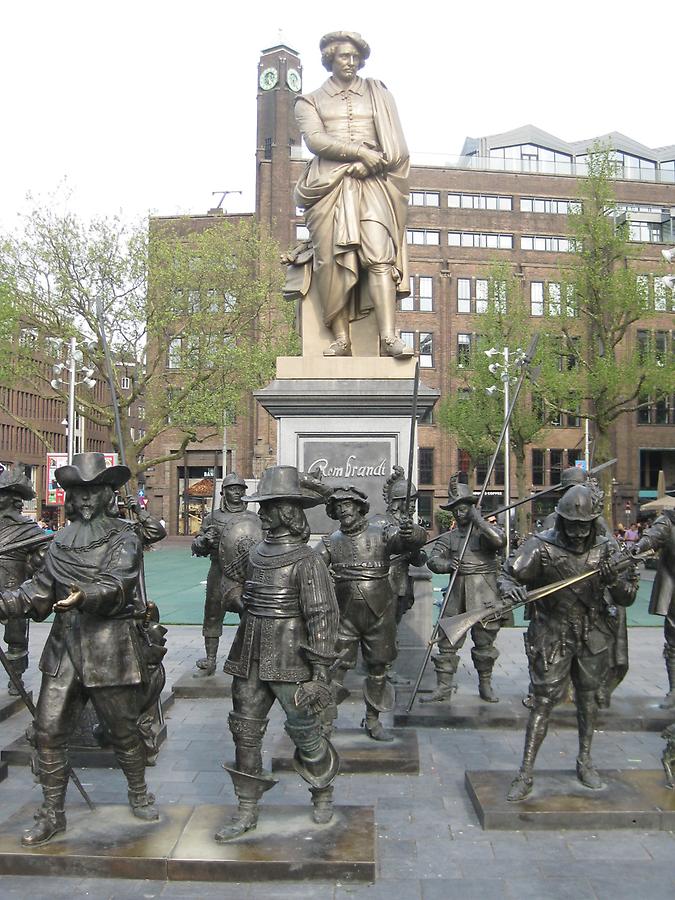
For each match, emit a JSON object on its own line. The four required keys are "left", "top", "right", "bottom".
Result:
{"left": 324, "top": 76, "right": 365, "bottom": 97}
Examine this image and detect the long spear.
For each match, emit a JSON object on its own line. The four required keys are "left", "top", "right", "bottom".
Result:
{"left": 405, "top": 361, "right": 421, "bottom": 514}
{"left": 405, "top": 334, "right": 539, "bottom": 712}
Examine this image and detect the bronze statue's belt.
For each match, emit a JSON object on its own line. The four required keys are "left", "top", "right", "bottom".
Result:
{"left": 333, "top": 565, "right": 389, "bottom": 581}
{"left": 451, "top": 561, "right": 498, "bottom": 576}
{"left": 243, "top": 584, "right": 301, "bottom": 618}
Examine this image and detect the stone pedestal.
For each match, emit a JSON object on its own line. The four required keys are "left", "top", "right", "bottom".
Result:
{"left": 396, "top": 694, "right": 675, "bottom": 732}
{"left": 465, "top": 769, "right": 675, "bottom": 830}
{"left": 0, "top": 761, "right": 7, "bottom": 784}
{"left": 0, "top": 692, "right": 31, "bottom": 723}
{"left": 255, "top": 356, "right": 438, "bottom": 534}
{"left": 172, "top": 670, "right": 231, "bottom": 699}
{"left": 0, "top": 802, "right": 376, "bottom": 882}
{"left": 272, "top": 727, "right": 419, "bottom": 775}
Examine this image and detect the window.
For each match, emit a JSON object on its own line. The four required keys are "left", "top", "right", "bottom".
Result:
{"left": 419, "top": 333, "right": 434, "bottom": 368}
{"left": 530, "top": 282, "right": 544, "bottom": 316}
{"left": 400, "top": 331, "right": 414, "bottom": 352}
{"left": 531, "top": 449, "right": 544, "bottom": 485}
{"left": 168, "top": 338, "right": 182, "bottom": 369}
{"left": 448, "top": 231, "right": 513, "bottom": 249}
{"left": 629, "top": 221, "right": 662, "bottom": 243}
{"left": 19, "top": 328, "right": 37, "bottom": 347}
{"left": 295, "top": 224, "right": 309, "bottom": 241}
{"left": 458, "top": 278, "right": 471, "bottom": 313}
{"left": 448, "top": 193, "right": 512, "bottom": 210}
{"left": 188, "top": 290, "right": 200, "bottom": 312}
{"left": 457, "top": 278, "right": 506, "bottom": 313}
{"left": 475, "top": 279, "right": 488, "bottom": 314}
{"left": 457, "top": 449, "right": 471, "bottom": 474}
{"left": 550, "top": 450, "right": 563, "bottom": 485}
{"left": 410, "top": 191, "right": 440, "bottom": 207}
{"left": 520, "top": 197, "right": 579, "bottom": 214}
{"left": 404, "top": 275, "right": 434, "bottom": 312}
{"left": 137, "top": 406, "right": 145, "bottom": 420}
{"left": 407, "top": 229, "right": 440, "bottom": 246}
{"left": 120, "top": 376, "right": 131, "bottom": 390}
{"left": 417, "top": 491, "right": 434, "bottom": 529}
{"left": 418, "top": 448, "right": 434, "bottom": 484}
{"left": 521, "top": 235, "right": 572, "bottom": 252}
{"left": 457, "top": 333, "right": 472, "bottom": 367}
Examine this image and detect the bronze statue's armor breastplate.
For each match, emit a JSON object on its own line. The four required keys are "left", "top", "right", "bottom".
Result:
{"left": 242, "top": 546, "right": 306, "bottom": 618}
{"left": 217, "top": 509, "right": 263, "bottom": 571}
{"left": 318, "top": 87, "right": 379, "bottom": 147}
{"left": 329, "top": 524, "right": 390, "bottom": 582}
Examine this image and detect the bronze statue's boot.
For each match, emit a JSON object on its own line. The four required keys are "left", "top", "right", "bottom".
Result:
{"left": 286, "top": 722, "right": 339, "bottom": 824}
{"left": 575, "top": 690, "right": 604, "bottom": 790}
{"left": 382, "top": 336, "right": 414, "bottom": 359}
{"left": 323, "top": 337, "right": 352, "bottom": 357}
{"left": 21, "top": 749, "right": 68, "bottom": 846}
{"left": 216, "top": 768, "right": 278, "bottom": 842}
{"left": 506, "top": 701, "right": 551, "bottom": 802}
{"left": 194, "top": 637, "right": 219, "bottom": 677}
{"left": 362, "top": 673, "right": 395, "bottom": 740}
{"left": 7, "top": 675, "right": 24, "bottom": 696}
{"left": 660, "top": 648, "right": 675, "bottom": 709}
{"left": 363, "top": 709, "right": 394, "bottom": 742}
{"left": 420, "top": 654, "right": 457, "bottom": 704}
{"left": 661, "top": 724, "right": 675, "bottom": 788}
{"left": 478, "top": 674, "right": 499, "bottom": 703}
{"left": 6, "top": 654, "right": 28, "bottom": 696}
{"left": 115, "top": 742, "right": 159, "bottom": 821}
{"left": 367, "top": 267, "right": 414, "bottom": 360}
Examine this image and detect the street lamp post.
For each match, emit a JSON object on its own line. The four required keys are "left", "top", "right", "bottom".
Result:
{"left": 50, "top": 337, "right": 97, "bottom": 464}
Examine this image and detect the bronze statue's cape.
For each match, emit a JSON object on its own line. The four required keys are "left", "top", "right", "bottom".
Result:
{"left": 289, "top": 76, "right": 410, "bottom": 326}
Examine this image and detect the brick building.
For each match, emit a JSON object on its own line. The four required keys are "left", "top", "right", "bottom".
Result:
{"left": 144, "top": 43, "right": 675, "bottom": 533}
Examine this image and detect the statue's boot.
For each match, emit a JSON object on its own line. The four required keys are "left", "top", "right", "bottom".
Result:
{"left": 323, "top": 310, "right": 351, "bottom": 357}
{"left": 420, "top": 654, "right": 457, "bottom": 704}
{"left": 368, "top": 268, "right": 414, "bottom": 359}
{"left": 362, "top": 673, "right": 395, "bottom": 741}
{"left": 115, "top": 742, "right": 159, "bottom": 821}
{"left": 660, "top": 647, "right": 675, "bottom": 709}
{"left": 323, "top": 337, "right": 352, "bottom": 358}
{"left": 576, "top": 690, "right": 605, "bottom": 790}
{"left": 216, "top": 768, "right": 278, "bottom": 841}
{"left": 363, "top": 708, "right": 394, "bottom": 742}
{"left": 286, "top": 721, "right": 340, "bottom": 825}
{"left": 21, "top": 748, "right": 68, "bottom": 846}
{"left": 506, "top": 701, "right": 551, "bottom": 802}
{"left": 6, "top": 653, "right": 28, "bottom": 697}
{"left": 194, "top": 637, "right": 219, "bottom": 676}
{"left": 478, "top": 674, "right": 499, "bottom": 703}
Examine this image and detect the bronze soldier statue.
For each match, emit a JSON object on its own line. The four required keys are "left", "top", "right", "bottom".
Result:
{"left": 632, "top": 508, "right": 675, "bottom": 707}
{"left": 0, "top": 464, "right": 46, "bottom": 695}
{"left": 423, "top": 474, "right": 508, "bottom": 705}
{"left": 216, "top": 466, "right": 340, "bottom": 842}
{"left": 499, "top": 483, "right": 638, "bottom": 801}
{"left": 0, "top": 452, "right": 162, "bottom": 845}
{"left": 191, "top": 473, "right": 261, "bottom": 676}
{"left": 319, "top": 485, "right": 427, "bottom": 741}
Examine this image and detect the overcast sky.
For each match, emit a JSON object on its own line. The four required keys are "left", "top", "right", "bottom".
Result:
{"left": 1, "top": 0, "right": 672, "bottom": 229}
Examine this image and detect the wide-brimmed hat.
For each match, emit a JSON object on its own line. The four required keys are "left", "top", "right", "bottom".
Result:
{"left": 245, "top": 466, "right": 324, "bottom": 508}
{"left": 326, "top": 486, "right": 370, "bottom": 519}
{"left": 221, "top": 472, "right": 247, "bottom": 491}
{"left": 55, "top": 452, "right": 131, "bottom": 490}
{"left": 0, "top": 463, "right": 35, "bottom": 500}
{"left": 440, "top": 472, "right": 478, "bottom": 511}
{"left": 320, "top": 31, "right": 370, "bottom": 62}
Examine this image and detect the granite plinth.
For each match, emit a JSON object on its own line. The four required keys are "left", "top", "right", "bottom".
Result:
{"left": 0, "top": 691, "right": 32, "bottom": 723}
{"left": 272, "top": 727, "right": 419, "bottom": 774}
{"left": 0, "top": 761, "right": 6, "bottom": 783}
{"left": 2, "top": 721, "right": 167, "bottom": 768}
{"left": 0, "top": 802, "right": 375, "bottom": 882}
{"left": 172, "top": 669, "right": 231, "bottom": 699}
{"left": 395, "top": 693, "right": 674, "bottom": 732}
{"left": 465, "top": 768, "right": 675, "bottom": 830}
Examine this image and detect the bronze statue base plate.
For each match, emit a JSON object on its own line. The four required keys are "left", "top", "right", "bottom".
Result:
{"left": 395, "top": 694, "right": 673, "bottom": 732}
{"left": 272, "top": 727, "right": 419, "bottom": 774}
{"left": 0, "top": 691, "right": 32, "bottom": 723}
{"left": 465, "top": 769, "right": 675, "bottom": 831}
{"left": 172, "top": 670, "right": 232, "bottom": 699}
{"left": 1, "top": 721, "right": 167, "bottom": 769}
{"left": 0, "top": 803, "right": 375, "bottom": 882}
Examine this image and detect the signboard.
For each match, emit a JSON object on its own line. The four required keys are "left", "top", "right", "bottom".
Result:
{"left": 46, "top": 452, "right": 119, "bottom": 505}
{"left": 298, "top": 434, "right": 397, "bottom": 534}
{"left": 575, "top": 460, "right": 588, "bottom": 471}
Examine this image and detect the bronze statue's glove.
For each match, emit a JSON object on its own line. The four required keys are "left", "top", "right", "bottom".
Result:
{"left": 398, "top": 517, "right": 414, "bottom": 541}
{"left": 294, "top": 677, "right": 333, "bottom": 714}
{"left": 631, "top": 538, "right": 649, "bottom": 557}
{"left": 53, "top": 586, "right": 85, "bottom": 612}
{"left": 598, "top": 557, "right": 620, "bottom": 586}
{"left": 191, "top": 534, "right": 210, "bottom": 557}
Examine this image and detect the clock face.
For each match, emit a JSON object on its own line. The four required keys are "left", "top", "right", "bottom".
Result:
{"left": 259, "top": 67, "right": 279, "bottom": 91}
{"left": 287, "top": 68, "right": 301, "bottom": 93}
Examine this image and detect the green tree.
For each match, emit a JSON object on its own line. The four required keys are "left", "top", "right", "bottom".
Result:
{"left": 438, "top": 264, "right": 553, "bottom": 536}
{"left": 0, "top": 201, "right": 297, "bottom": 484}
{"left": 542, "top": 145, "right": 675, "bottom": 521}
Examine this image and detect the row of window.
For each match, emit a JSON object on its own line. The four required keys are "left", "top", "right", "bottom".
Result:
{"left": 407, "top": 229, "right": 576, "bottom": 251}
{"left": 411, "top": 191, "right": 583, "bottom": 214}
{"left": 637, "top": 394, "right": 675, "bottom": 426}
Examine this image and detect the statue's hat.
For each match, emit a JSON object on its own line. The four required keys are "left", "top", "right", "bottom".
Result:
{"left": 320, "top": 31, "right": 370, "bottom": 60}
{"left": 0, "top": 463, "right": 35, "bottom": 500}
{"left": 55, "top": 452, "right": 131, "bottom": 490}
{"left": 221, "top": 472, "right": 247, "bottom": 491}
{"left": 440, "top": 472, "right": 478, "bottom": 511}
{"left": 246, "top": 466, "right": 324, "bottom": 508}
{"left": 326, "top": 486, "right": 370, "bottom": 519}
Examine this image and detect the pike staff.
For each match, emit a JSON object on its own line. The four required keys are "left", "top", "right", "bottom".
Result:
{"left": 405, "top": 334, "right": 540, "bottom": 712}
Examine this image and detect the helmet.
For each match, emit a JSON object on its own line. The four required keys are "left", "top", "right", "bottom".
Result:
{"left": 555, "top": 484, "right": 601, "bottom": 522}
{"left": 559, "top": 467, "right": 586, "bottom": 491}
{"left": 383, "top": 465, "right": 417, "bottom": 506}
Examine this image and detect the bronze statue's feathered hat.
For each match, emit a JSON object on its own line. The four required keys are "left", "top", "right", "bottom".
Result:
{"left": 0, "top": 463, "right": 35, "bottom": 500}
{"left": 440, "top": 471, "right": 477, "bottom": 511}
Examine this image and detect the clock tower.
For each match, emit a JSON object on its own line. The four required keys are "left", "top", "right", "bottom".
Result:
{"left": 255, "top": 44, "right": 303, "bottom": 250}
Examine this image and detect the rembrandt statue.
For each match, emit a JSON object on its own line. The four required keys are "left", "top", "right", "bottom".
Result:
{"left": 286, "top": 31, "right": 413, "bottom": 359}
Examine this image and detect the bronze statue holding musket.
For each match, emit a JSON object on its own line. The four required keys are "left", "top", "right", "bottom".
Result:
{"left": 496, "top": 483, "right": 639, "bottom": 801}
{"left": 0, "top": 452, "right": 165, "bottom": 846}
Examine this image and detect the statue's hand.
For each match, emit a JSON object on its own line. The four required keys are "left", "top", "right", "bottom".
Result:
{"left": 346, "top": 161, "right": 369, "bottom": 179}
{"left": 54, "top": 586, "right": 84, "bottom": 612}
{"left": 357, "top": 145, "right": 387, "bottom": 174}
{"left": 502, "top": 584, "right": 528, "bottom": 606}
